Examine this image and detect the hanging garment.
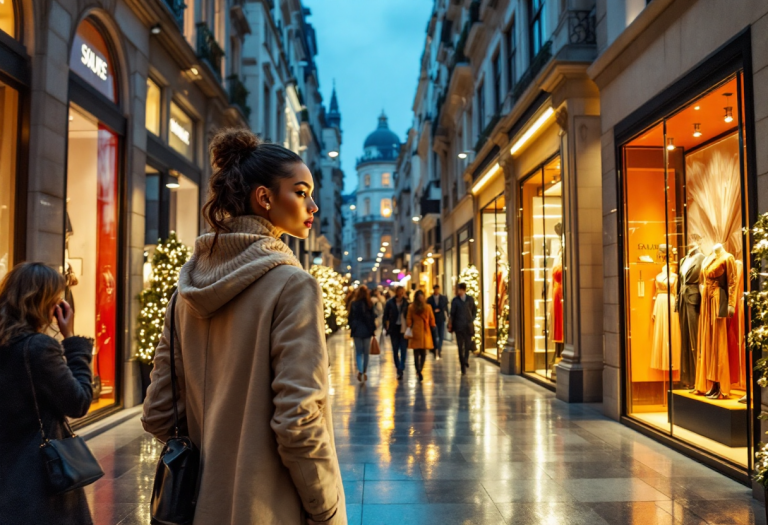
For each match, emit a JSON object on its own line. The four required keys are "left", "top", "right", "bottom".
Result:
{"left": 650, "top": 271, "right": 681, "bottom": 371}
{"left": 677, "top": 250, "right": 705, "bottom": 386}
{"left": 551, "top": 257, "right": 564, "bottom": 343}
{"left": 726, "top": 260, "right": 744, "bottom": 385}
{"left": 695, "top": 250, "right": 737, "bottom": 397}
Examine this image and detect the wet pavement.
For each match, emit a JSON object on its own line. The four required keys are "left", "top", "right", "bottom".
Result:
{"left": 86, "top": 330, "right": 765, "bottom": 524}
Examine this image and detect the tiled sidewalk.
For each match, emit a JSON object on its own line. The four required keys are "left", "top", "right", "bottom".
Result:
{"left": 85, "top": 331, "right": 765, "bottom": 524}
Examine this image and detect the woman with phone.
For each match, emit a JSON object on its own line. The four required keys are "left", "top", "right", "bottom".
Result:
{"left": 0, "top": 262, "right": 94, "bottom": 525}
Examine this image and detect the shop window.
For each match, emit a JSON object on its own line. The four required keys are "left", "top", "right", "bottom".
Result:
{"left": 621, "top": 74, "right": 751, "bottom": 466}
{"left": 169, "top": 101, "right": 194, "bottom": 162}
{"left": 146, "top": 78, "right": 161, "bottom": 136}
{"left": 168, "top": 172, "right": 200, "bottom": 248}
{"left": 528, "top": 0, "right": 545, "bottom": 60}
{"left": 382, "top": 172, "right": 391, "bottom": 186}
{"left": 70, "top": 19, "right": 117, "bottom": 104}
{"left": 0, "top": 0, "right": 15, "bottom": 38}
{"left": 381, "top": 198, "right": 392, "bottom": 218}
{"left": 445, "top": 245, "right": 455, "bottom": 300}
{"left": 0, "top": 81, "right": 18, "bottom": 281}
{"left": 66, "top": 103, "right": 119, "bottom": 413}
{"left": 481, "top": 194, "right": 508, "bottom": 360}
{"left": 520, "top": 155, "right": 563, "bottom": 381}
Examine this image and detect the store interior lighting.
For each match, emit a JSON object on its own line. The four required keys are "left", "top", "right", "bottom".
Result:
{"left": 471, "top": 162, "right": 500, "bottom": 195}
{"left": 666, "top": 137, "right": 675, "bottom": 151}
{"left": 723, "top": 93, "right": 733, "bottom": 123}
{"left": 693, "top": 123, "right": 702, "bottom": 137}
{"left": 510, "top": 106, "right": 555, "bottom": 155}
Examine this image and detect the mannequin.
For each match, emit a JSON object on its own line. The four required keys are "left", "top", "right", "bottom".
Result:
{"left": 694, "top": 243, "right": 737, "bottom": 399}
{"left": 650, "top": 245, "right": 680, "bottom": 372}
{"left": 676, "top": 242, "right": 705, "bottom": 388}
{"left": 551, "top": 223, "right": 564, "bottom": 359}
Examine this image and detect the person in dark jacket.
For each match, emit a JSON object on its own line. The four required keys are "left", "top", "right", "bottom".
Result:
{"left": 383, "top": 286, "right": 410, "bottom": 380}
{"left": 427, "top": 284, "right": 449, "bottom": 359}
{"left": 0, "top": 262, "right": 94, "bottom": 525}
{"left": 448, "top": 282, "right": 477, "bottom": 375}
{"left": 348, "top": 285, "right": 376, "bottom": 382}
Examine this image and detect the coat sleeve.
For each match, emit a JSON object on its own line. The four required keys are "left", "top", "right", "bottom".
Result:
{"left": 270, "top": 272, "right": 341, "bottom": 522}
{"left": 428, "top": 306, "right": 436, "bottom": 328}
{"left": 142, "top": 298, "right": 186, "bottom": 443}
{"left": 30, "top": 335, "right": 93, "bottom": 419}
{"left": 406, "top": 305, "right": 414, "bottom": 328}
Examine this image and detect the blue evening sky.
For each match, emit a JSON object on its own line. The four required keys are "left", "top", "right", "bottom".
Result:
{"left": 304, "top": 0, "right": 434, "bottom": 193}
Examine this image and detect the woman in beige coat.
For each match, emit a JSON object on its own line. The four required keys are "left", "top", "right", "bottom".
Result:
{"left": 142, "top": 129, "right": 346, "bottom": 525}
{"left": 406, "top": 290, "right": 436, "bottom": 382}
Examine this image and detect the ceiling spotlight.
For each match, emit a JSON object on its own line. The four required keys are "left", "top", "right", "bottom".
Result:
{"left": 693, "top": 123, "right": 702, "bottom": 138}
{"left": 166, "top": 181, "right": 180, "bottom": 189}
{"left": 666, "top": 137, "right": 675, "bottom": 151}
{"left": 694, "top": 105, "right": 700, "bottom": 110}
{"left": 150, "top": 24, "right": 162, "bottom": 35}
{"left": 458, "top": 152, "right": 467, "bottom": 159}
{"left": 189, "top": 66, "right": 199, "bottom": 76}
{"left": 723, "top": 93, "right": 734, "bottom": 123}
{"left": 328, "top": 150, "right": 339, "bottom": 158}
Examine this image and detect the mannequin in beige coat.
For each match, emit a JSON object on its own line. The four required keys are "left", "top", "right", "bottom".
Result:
{"left": 142, "top": 130, "right": 346, "bottom": 525}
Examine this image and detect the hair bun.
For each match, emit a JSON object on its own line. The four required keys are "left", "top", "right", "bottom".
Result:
{"left": 210, "top": 128, "right": 262, "bottom": 169}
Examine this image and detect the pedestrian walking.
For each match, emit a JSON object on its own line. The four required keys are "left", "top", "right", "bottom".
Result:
{"left": 427, "top": 284, "right": 449, "bottom": 359}
{"left": 383, "top": 285, "right": 409, "bottom": 380}
{"left": 448, "top": 282, "right": 478, "bottom": 375}
{"left": 407, "top": 290, "right": 436, "bottom": 382}
{"left": 0, "top": 263, "right": 95, "bottom": 525}
{"left": 142, "top": 129, "right": 346, "bottom": 525}
{"left": 370, "top": 288, "right": 385, "bottom": 340}
{"left": 348, "top": 285, "right": 376, "bottom": 383}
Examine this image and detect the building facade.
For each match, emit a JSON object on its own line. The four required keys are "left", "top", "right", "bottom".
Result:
{"left": 353, "top": 113, "right": 399, "bottom": 286}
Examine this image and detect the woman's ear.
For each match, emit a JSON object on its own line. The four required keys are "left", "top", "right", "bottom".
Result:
{"left": 251, "top": 186, "right": 273, "bottom": 211}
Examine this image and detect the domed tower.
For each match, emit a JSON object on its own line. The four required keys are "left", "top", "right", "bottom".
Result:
{"left": 353, "top": 112, "right": 401, "bottom": 286}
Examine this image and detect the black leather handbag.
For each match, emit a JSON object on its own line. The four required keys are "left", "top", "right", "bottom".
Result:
{"left": 150, "top": 293, "right": 200, "bottom": 525}
{"left": 23, "top": 336, "right": 105, "bottom": 494}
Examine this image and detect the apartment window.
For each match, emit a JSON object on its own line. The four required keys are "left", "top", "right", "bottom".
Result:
{"left": 381, "top": 172, "right": 391, "bottom": 186}
{"left": 276, "top": 91, "right": 283, "bottom": 144}
{"left": 364, "top": 197, "right": 370, "bottom": 215}
{"left": 492, "top": 51, "right": 502, "bottom": 112}
{"left": 529, "top": 0, "right": 545, "bottom": 59}
{"left": 263, "top": 84, "right": 271, "bottom": 139}
{"left": 364, "top": 173, "right": 371, "bottom": 187}
{"left": 476, "top": 80, "right": 485, "bottom": 134}
{"left": 506, "top": 19, "right": 516, "bottom": 92}
{"left": 381, "top": 198, "right": 392, "bottom": 218}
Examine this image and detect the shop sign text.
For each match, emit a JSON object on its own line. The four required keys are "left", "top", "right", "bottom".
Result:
{"left": 81, "top": 44, "right": 108, "bottom": 81}
{"left": 170, "top": 118, "right": 191, "bottom": 146}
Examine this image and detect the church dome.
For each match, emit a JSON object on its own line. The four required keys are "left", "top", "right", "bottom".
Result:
{"left": 362, "top": 112, "right": 400, "bottom": 160}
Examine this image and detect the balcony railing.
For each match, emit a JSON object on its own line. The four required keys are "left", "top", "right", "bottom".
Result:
{"left": 196, "top": 22, "right": 224, "bottom": 81}
{"left": 164, "top": 0, "right": 185, "bottom": 29}
{"left": 354, "top": 214, "right": 386, "bottom": 224}
{"left": 227, "top": 75, "right": 250, "bottom": 119}
{"left": 511, "top": 40, "right": 552, "bottom": 102}
{"left": 568, "top": 9, "right": 597, "bottom": 45}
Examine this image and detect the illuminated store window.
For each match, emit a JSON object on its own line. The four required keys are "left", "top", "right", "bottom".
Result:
{"left": 66, "top": 104, "right": 119, "bottom": 413}
{"left": 621, "top": 73, "right": 752, "bottom": 467}
{"left": 169, "top": 101, "right": 194, "bottom": 162}
{"left": 0, "top": 0, "right": 15, "bottom": 38}
{"left": 168, "top": 172, "right": 200, "bottom": 248}
{"left": 520, "top": 155, "right": 563, "bottom": 381}
{"left": 444, "top": 236, "right": 455, "bottom": 301}
{"left": 458, "top": 226, "right": 470, "bottom": 273}
{"left": 0, "top": 81, "right": 18, "bottom": 281}
{"left": 481, "top": 194, "right": 508, "bottom": 360}
{"left": 146, "top": 78, "right": 161, "bottom": 136}
{"left": 381, "top": 198, "right": 392, "bottom": 218}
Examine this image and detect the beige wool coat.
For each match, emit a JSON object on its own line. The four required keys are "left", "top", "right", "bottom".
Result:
{"left": 142, "top": 216, "right": 346, "bottom": 525}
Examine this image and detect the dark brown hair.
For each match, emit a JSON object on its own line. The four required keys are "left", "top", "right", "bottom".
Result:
{"left": 0, "top": 263, "right": 65, "bottom": 346}
{"left": 354, "top": 285, "right": 372, "bottom": 308}
{"left": 413, "top": 290, "right": 426, "bottom": 314}
{"left": 202, "top": 129, "right": 304, "bottom": 248}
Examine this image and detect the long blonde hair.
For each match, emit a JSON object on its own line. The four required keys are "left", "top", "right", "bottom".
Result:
{"left": 0, "top": 262, "right": 65, "bottom": 346}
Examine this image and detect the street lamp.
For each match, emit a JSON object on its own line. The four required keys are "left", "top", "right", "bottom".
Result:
{"left": 328, "top": 150, "right": 339, "bottom": 158}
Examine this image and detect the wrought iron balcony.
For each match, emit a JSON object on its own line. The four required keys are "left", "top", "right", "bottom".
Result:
{"left": 196, "top": 22, "right": 224, "bottom": 81}
{"left": 511, "top": 40, "right": 552, "bottom": 102}
{"left": 227, "top": 75, "right": 250, "bottom": 119}
{"left": 164, "top": 0, "right": 185, "bottom": 29}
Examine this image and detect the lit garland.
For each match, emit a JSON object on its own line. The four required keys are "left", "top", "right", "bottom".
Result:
{"left": 309, "top": 265, "right": 348, "bottom": 335}
{"left": 135, "top": 232, "right": 191, "bottom": 363}
{"left": 458, "top": 265, "right": 482, "bottom": 350}
{"left": 748, "top": 213, "right": 768, "bottom": 486}
{"left": 496, "top": 261, "right": 510, "bottom": 354}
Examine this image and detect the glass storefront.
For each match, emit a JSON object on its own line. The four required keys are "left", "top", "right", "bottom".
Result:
{"left": 520, "top": 155, "right": 564, "bottom": 381}
{"left": 444, "top": 236, "right": 455, "bottom": 301}
{"left": 169, "top": 101, "right": 194, "bottom": 162}
{"left": 620, "top": 73, "right": 752, "bottom": 467}
{"left": 481, "top": 194, "right": 508, "bottom": 360}
{"left": 66, "top": 103, "right": 119, "bottom": 413}
{"left": 0, "top": 80, "right": 18, "bottom": 281}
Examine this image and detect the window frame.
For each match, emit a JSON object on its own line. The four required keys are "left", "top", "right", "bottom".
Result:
{"left": 492, "top": 50, "right": 502, "bottom": 112}
{"left": 528, "top": 0, "right": 545, "bottom": 60}
{"left": 506, "top": 17, "right": 516, "bottom": 93}
{"left": 476, "top": 79, "right": 485, "bottom": 136}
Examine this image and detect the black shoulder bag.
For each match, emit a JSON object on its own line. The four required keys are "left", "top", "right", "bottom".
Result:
{"left": 150, "top": 294, "right": 201, "bottom": 525}
{"left": 23, "top": 336, "right": 105, "bottom": 494}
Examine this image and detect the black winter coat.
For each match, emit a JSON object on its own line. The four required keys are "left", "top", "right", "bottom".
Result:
{"left": 0, "top": 333, "right": 94, "bottom": 525}
{"left": 349, "top": 300, "right": 376, "bottom": 338}
{"left": 383, "top": 297, "right": 409, "bottom": 333}
{"left": 449, "top": 295, "right": 478, "bottom": 333}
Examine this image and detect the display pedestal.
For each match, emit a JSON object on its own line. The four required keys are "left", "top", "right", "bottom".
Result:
{"left": 670, "top": 390, "right": 747, "bottom": 447}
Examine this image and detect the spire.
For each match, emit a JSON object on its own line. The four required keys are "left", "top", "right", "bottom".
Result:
{"left": 327, "top": 81, "right": 341, "bottom": 129}
{"left": 377, "top": 110, "right": 389, "bottom": 129}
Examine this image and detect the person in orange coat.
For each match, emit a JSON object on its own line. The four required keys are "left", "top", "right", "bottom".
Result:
{"left": 407, "top": 290, "right": 436, "bottom": 382}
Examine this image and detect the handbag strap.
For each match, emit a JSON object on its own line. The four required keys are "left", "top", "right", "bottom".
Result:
{"left": 169, "top": 293, "right": 181, "bottom": 438}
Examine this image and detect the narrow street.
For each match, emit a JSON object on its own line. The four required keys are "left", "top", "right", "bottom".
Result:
{"left": 85, "top": 331, "right": 762, "bottom": 525}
